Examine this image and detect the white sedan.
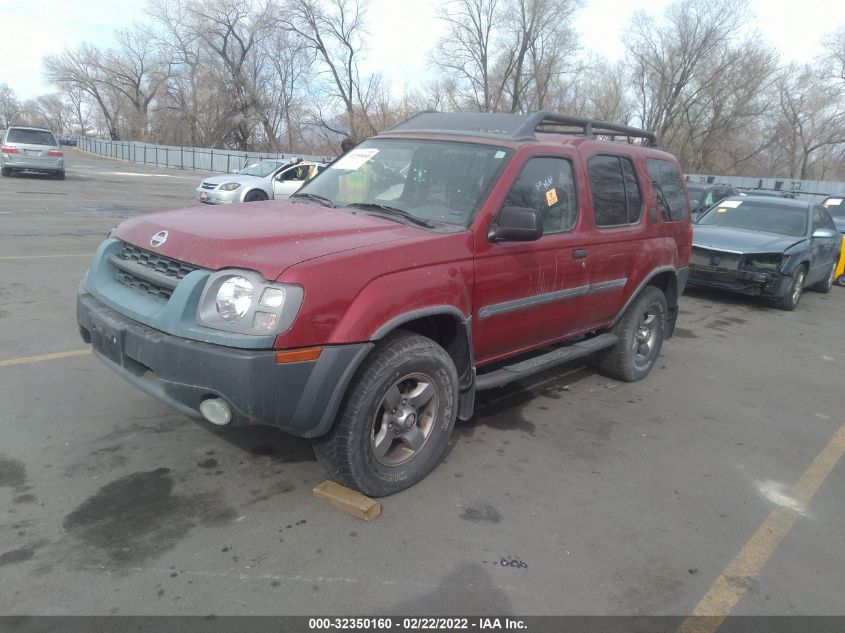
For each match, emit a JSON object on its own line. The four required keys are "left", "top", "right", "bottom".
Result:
{"left": 195, "top": 159, "right": 325, "bottom": 204}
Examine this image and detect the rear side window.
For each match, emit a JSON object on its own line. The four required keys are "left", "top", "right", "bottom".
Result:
{"left": 588, "top": 155, "right": 643, "bottom": 227}
{"left": 646, "top": 159, "right": 687, "bottom": 221}
{"left": 7, "top": 129, "right": 57, "bottom": 146}
{"left": 503, "top": 156, "right": 578, "bottom": 234}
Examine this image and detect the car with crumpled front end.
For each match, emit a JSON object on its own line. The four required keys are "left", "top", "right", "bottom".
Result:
{"left": 689, "top": 195, "right": 841, "bottom": 309}
{"left": 1, "top": 126, "right": 64, "bottom": 179}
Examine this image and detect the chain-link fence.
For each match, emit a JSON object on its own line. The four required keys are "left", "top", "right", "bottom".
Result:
{"left": 77, "top": 136, "right": 335, "bottom": 173}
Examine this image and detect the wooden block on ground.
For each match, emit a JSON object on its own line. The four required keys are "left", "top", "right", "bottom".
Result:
{"left": 313, "top": 480, "right": 381, "bottom": 521}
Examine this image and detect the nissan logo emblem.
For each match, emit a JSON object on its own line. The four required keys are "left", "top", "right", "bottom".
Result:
{"left": 150, "top": 231, "right": 168, "bottom": 248}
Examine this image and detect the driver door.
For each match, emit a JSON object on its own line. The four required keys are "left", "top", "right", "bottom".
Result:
{"left": 272, "top": 166, "right": 307, "bottom": 198}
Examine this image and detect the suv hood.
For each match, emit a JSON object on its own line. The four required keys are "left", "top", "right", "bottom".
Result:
{"left": 114, "top": 200, "right": 421, "bottom": 280}
{"left": 692, "top": 225, "right": 804, "bottom": 253}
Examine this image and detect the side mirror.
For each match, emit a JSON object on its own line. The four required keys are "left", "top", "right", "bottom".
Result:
{"left": 812, "top": 228, "right": 837, "bottom": 239}
{"left": 489, "top": 206, "right": 543, "bottom": 242}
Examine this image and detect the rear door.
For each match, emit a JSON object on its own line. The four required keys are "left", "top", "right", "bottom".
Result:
{"left": 472, "top": 150, "right": 595, "bottom": 364}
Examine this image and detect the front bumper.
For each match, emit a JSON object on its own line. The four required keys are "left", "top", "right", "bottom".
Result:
{"left": 688, "top": 264, "right": 791, "bottom": 297}
{"left": 77, "top": 291, "right": 373, "bottom": 438}
{"left": 195, "top": 186, "right": 240, "bottom": 204}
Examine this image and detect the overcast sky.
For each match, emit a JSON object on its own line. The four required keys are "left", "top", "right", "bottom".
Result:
{"left": 2, "top": 0, "right": 843, "bottom": 100}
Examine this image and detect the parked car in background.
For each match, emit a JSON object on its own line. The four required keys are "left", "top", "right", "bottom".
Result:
{"left": 821, "top": 195, "right": 845, "bottom": 233}
{"left": 1, "top": 126, "right": 64, "bottom": 179}
{"left": 738, "top": 188, "right": 799, "bottom": 199}
{"left": 59, "top": 135, "right": 77, "bottom": 146}
{"left": 195, "top": 159, "right": 325, "bottom": 204}
{"left": 686, "top": 183, "right": 739, "bottom": 219}
{"left": 689, "top": 196, "right": 841, "bottom": 309}
{"left": 77, "top": 111, "right": 691, "bottom": 495}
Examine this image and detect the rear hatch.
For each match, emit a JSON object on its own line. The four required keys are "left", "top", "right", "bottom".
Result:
{"left": 3, "top": 129, "right": 61, "bottom": 166}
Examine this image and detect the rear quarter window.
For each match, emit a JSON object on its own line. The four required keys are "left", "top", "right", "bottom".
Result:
{"left": 646, "top": 159, "right": 688, "bottom": 221}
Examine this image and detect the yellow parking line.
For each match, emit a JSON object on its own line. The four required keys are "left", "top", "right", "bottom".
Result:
{"left": 0, "top": 349, "right": 91, "bottom": 367}
{"left": 677, "top": 420, "right": 845, "bottom": 633}
{"left": 0, "top": 253, "right": 92, "bottom": 260}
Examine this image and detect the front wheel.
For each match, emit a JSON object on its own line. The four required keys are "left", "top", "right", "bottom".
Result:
{"left": 243, "top": 189, "right": 268, "bottom": 202}
{"left": 775, "top": 266, "right": 806, "bottom": 310}
{"left": 592, "top": 285, "right": 667, "bottom": 382}
{"left": 313, "top": 331, "right": 459, "bottom": 497}
{"left": 811, "top": 261, "right": 836, "bottom": 293}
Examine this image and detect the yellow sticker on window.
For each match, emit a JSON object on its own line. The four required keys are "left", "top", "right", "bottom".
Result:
{"left": 716, "top": 207, "right": 727, "bottom": 213}
{"left": 545, "top": 188, "right": 558, "bottom": 206}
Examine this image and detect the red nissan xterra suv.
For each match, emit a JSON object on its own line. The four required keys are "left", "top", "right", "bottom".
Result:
{"left": 77, "top": 112, "right": 691, "bottom": 496}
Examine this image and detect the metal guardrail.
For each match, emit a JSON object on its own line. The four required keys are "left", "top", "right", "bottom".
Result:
{"left": 77, "top": 136, "right": 335, "bottom": 173}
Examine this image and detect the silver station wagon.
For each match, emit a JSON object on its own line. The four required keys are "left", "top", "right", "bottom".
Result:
{"left": 1, "top": 126, "right": 65, "bottom": 179}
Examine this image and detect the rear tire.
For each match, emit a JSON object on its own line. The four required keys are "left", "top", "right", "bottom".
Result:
{"left": 55, "top": 170, "right": 65, "bottom": 181}
{"left": 593, "top": 286, "right": 667, "bottom": 382}
{"left": 243, "top": 190, "right": 268, "bottom": 202}
{"left": 811, "top": 261, "right": 836, "bottom": 293}
{"left": 775, "top": 266, "right": 806, "bottom": 310}
{"left": 313, "top": 330, "right": 458, "bottom": 497}
{"left": 1, "top": 167, "right": 10, "bottom": 177}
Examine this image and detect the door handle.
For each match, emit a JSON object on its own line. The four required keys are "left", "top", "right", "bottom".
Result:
{"left": 572, "top": 249, "right": 588, "bottom": 259}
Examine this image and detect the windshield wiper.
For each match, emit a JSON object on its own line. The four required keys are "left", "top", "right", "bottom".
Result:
{"left": 290, "top": 192, "right": 336, "bottom": 207}
{"left": 345, "top": 203, "right": 436, "bottom": 228}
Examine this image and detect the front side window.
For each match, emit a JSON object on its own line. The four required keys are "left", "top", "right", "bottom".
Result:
{"left": 240, "top": 161, "right": 284, "bottom": 178}
{"left": 646, "top": 158, "right": 688, "bottom": 222}
{"left": 296, "top": 138, "right": 512, "bottom": 228}
{"left": 588, "top": 154, "right": 643, "bottom": 227}
{"left": 502, "top": 156, "right": 578, "bottom": 234}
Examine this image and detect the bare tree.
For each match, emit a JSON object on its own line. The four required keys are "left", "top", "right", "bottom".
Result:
{"left": 45, "top": 45, "right": 121, "bottom": 139}
{"left": 0, "top": 84, "right": 22, "bottom": 128}
{"left": 277, "top": 0, "right": 380, "bottom": 142}
{"left": 774, "top": 64, "right": 845, "bottom": 179}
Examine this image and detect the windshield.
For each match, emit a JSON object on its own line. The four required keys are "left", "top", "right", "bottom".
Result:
{"left": 239, "top": 160, "right": 284, "bottom": 178}
{"left": 294, "top": 138, "right": 512, "bottom": 227}
{"left": 823, "top": 197, "right": 845, "bottom": 218}
{"left": 697, "top": 199, "right": 808, "bottom": 237}
{"left": 7, "top": 129, "right": 57, "bottom": 146}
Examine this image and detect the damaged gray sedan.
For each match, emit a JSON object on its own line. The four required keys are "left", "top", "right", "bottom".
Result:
{"left": 689, "top": 196, "right": 841, "bottom": 310}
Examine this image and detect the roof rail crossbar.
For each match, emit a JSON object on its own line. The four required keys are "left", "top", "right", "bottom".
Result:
{"left": 523, "top": 111, "right": 658, "bottom": 146}
{"left": 383, "top": 111, "right": 658, "bottom": 146}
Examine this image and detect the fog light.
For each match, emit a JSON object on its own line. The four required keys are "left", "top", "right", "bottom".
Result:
{"left": 199, "top": 398, "right": 232, "bottom": 426}
{"left": 253, "top": 311, "right": 278, "bottom": 331}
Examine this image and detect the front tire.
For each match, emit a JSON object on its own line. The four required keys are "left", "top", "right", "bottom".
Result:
{"left": 811, "top": 261, "right": 836, "bottom": 293}
{"left": 775, "top": 266, "right": 806, "bottom": 310}
{"left": 243, "top": 190, "right": 268, "bottom": 202}
{"left": 313, "top": 331, "right": 458, "bottom": 497}
{"left": 593, "top": 285, "right": 667, "bottom": 382}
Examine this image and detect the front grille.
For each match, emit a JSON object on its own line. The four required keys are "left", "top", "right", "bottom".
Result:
{"left": 690, "top": 247, "right": 742, "bottom": 270}
{"left": 111, "top": 242, "right": 201, "bottom": 301}
{"left": 201, "top": 182, "right": 216, "bottom": 190}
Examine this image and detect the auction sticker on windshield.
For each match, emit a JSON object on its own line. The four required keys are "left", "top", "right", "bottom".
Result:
{"left": 332, "top": 148, "right": 379, "bottom": 170}
{"left": 720, "top": 200, "right": 742, "bottom": 208}
{"left": 824, "top": 198, "right": 842, "bottom": 206}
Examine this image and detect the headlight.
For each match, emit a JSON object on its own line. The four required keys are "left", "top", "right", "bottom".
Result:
{"left": 196, "top": 270, "right": 304, "bottom": 335}
{"left": 219, "top": 182, "right": 241, "bottom": 191}
{"left": 216, "top": 276, "right": 253, "bottom": 322}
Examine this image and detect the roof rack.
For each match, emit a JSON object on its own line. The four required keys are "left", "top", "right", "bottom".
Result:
{"left": 384, "top": 110, "right": 658, "bottom": 146}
